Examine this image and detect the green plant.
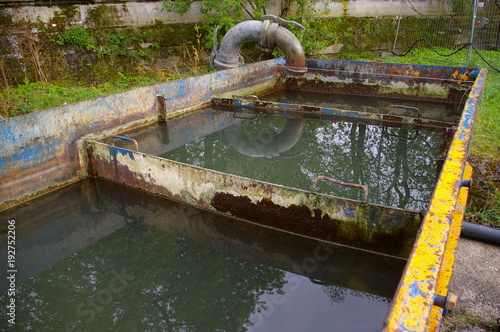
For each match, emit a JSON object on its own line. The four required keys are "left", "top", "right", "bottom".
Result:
{"left": 160, "top": 0, "right": 335, "bottom": 50}
{"left": 186, "top": 24, "right": 205, "bottom": 74}
{"left": 285, "top": 17, "right": 343, "bottom": 55}
{"left": 99, "top": 32, "right": 131, "bottom": 58}
{"left": 161, "top": 0, "right": 264, "bottom": 48}
{"left": 466, "top": 188, "right": 500, "bottom": 228}
{"left": 443, "top": 311, "right": 499, "bottom": 331}
{"left": 57, "top": 26, "right": 95, "bottom": 51}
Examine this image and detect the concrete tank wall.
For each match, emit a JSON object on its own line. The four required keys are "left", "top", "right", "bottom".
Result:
{"left": 1, "top": 0, "right": 451, "bottom": 26}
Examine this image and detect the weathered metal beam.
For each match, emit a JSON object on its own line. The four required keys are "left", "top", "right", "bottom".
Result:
{"left": 212, "top": 97, "right": 458, "bottom": 129}
{"left": 428, "top": 163, "right": 472, "bottom": 330}
{"left": 304, "top": 59, "right": 478, "bottom": 86}
{"left": 87, "top": 140, "right": 422, "bottom": 258}
{"left": 382, "top": 68, "right": 487, "bottom": 331}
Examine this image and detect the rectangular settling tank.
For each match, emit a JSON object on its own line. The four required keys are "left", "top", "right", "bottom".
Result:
{"left": 0, "top": 59, "right": 486, "bottom": 331}
{"left": 87, "top": 60, "right": 476, "bottom": 259}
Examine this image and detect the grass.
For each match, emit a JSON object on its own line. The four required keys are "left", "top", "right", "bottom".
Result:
{"left": 473, "top": 70, "right": 500, "bottom": 158}
{"left": 442, "top": 311, "right": 499, "bottom": 332}
{"left": 0, "top": 74, "right": 165, "bottom": 118}
{"left": 0, "top": 70, "right": 211, "bottom": 118}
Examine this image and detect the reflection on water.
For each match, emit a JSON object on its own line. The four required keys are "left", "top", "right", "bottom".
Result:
{"left": 159, "top": 110, "right": 450, "bottom": 211}
{"left": 223, "top": 117, "right": 305, "bottom": 158}
{"left": 245, "top": 273, "right": 391, "bottom": 332}
{"left": 0, "top": 178, "right": 403, "bottom": 331}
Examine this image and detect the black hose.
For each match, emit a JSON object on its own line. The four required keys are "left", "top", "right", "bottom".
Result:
{"left": 392, "top": 39, "right": 500, "bottom": 73}
{"left": 461, "top": 221, "right": 500, "bottom": 246}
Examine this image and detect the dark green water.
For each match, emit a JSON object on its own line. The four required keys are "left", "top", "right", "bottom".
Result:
{"left": 0, "top": 179, "right": 404, "bottom": 331}
{"left": 158, "top": 109, "right": 449, "bottom": 212}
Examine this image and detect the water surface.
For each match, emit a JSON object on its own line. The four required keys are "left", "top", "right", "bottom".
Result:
{"left": 156, "top": 109, "right": 449, "bottom": 211}
{"left": 0, "top": 179, "right": 404, "bottom": 331}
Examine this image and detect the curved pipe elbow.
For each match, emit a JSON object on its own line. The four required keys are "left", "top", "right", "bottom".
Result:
{"left": 212, "top": 20, "right": 306, "bottom": 73}
{"left": 274, "top": 27, "right": 306, "bottom": 73}
{"left": 213, "top": 21, "right": 261, "bottom": 70}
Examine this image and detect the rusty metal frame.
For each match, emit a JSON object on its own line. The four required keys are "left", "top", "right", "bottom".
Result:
{"left": 382, "top": 68, "right": 487, "bottom": 331}
{"left": 86, "top": 139, "right": 423, "bottom": 258}
{"left": 211, "top": 97, "right": 458, "bottom": 129}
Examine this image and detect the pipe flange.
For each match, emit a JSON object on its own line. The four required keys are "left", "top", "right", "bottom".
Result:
{"left": 284, "top": 65, "right": 308, "bottom": 74}
{"left": 212, "top": 51, "right": 244, "bottom": 70}
{"left": 259, "top": 20, "right": 279, "bottom": 52}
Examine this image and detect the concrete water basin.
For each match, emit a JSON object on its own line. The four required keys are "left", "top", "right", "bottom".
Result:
{"left": 0, "top": 58, "right": 486, "bottom": 330}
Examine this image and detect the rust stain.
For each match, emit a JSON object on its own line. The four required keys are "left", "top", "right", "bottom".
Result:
{"left": 284, "top": 77, "right": 470, "bottom": 103}
{"left": 212, "top": 192, "right": 418, "bottom": 257}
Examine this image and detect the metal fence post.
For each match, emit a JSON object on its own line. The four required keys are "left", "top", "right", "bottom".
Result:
{"left": 468, "top": 0, "right": 479, "bottom": 65}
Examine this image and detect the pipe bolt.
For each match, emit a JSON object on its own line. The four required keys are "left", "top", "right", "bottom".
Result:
{"left": 433, "top": 293, "right": 458, "bottom": 316}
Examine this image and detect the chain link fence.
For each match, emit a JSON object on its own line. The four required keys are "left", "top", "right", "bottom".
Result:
{"left": 393, "top": 0, "right": 500, "bottom": 67}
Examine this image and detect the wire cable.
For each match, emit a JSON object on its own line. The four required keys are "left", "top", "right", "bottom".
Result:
{"left": 393, "top": 39, "right": 500, "bottom": 73}
{"left": 392, "top": 39, "right": 471, "bottom": 57}
{"left": 394, "top": 0, "right": 500, "bottom": 72}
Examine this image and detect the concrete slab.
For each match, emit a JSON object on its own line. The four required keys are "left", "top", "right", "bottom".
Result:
{"left": 444, "top": 237, "right": 500, "bottom": 331}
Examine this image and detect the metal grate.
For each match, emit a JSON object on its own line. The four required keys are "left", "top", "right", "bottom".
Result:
{"left": 393, "top": 0, "right": 500, "bottom": 65}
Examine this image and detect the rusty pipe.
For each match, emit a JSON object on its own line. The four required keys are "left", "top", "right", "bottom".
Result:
{"left": 211, "top": 19, "right": 306, "bottom": 73}
{"left": 311, "top": 176, "right": 369, "bottom": 202}
{"left": 274, "top": 27, "right": 306, "bottom": 73}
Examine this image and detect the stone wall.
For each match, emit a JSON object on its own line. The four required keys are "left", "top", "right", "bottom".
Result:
{"left": 0, "top": 0, "right": 453, "bottom": 86}
{"left": 1, "top": 0, "right": 451, "bottom": 26}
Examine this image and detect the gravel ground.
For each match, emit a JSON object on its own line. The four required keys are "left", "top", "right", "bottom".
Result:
{"left": 442, "top": 237, "right": 500, "bottom": 331}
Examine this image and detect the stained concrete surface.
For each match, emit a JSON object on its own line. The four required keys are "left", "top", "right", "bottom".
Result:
{"left": 444, "top": 237, "right": 500, "bottom": 331}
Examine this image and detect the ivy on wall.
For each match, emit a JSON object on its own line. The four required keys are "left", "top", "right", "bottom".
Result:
{"left": 0, "top": 1, "right": 399, "bottom": 88}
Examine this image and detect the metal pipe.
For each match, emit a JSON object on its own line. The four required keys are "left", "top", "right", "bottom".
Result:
{"left": 461, "top": 221, "right": 500, "bottom": 246}
{"left": 212, "top": 18, "right": 306, "bottom": 73}
{"left": 467, "top": 0, "right": 478, "bottom": 65}
{"left": 274, "top": 27, "right": 306, "bottom": 73}
{"left": 311, "top": 176, "right": 369, "bottom": 202}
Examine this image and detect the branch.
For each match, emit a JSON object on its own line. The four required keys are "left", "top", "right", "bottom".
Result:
{"left": 240, "top": 2, "right": 255, "bottom": 19}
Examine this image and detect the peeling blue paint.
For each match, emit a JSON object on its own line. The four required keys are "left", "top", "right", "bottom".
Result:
{"left": 409, "top": 280, "right": 427, "bottom": 297}
{"left": 396, "top": 322, "right": 419, "bottom": 332}
{"left": 343, "top": 209, "right": 355, "bottom": 217}
{"left": 109, "top": 146, "right": 135, "bottom": 161}
{"left": 0, "top": 139, "right": 64, "bottom": 174}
